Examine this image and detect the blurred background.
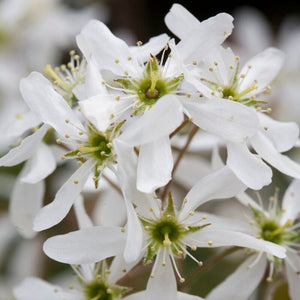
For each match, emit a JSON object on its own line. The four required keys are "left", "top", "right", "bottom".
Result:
{"left": 0, "top": 0, "right": 300, "bottom": 299}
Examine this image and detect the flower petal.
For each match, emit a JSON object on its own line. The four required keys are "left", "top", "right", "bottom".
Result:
{"left": 0, "top": 124, "right": 49, "bottom": 167}
{"left": 119, "top": 95, "right": 184, "bottom": 145}
{"left": 285, "top": 249, "right": 300, "bottom": 300}
{"left": 181, "top": 96, "right": 260, "bottom": 143}
{"left": 13, "top": 277, "right": 81, "bottom": 300}
{"left": 146, "top": 254, "right": 177, "bottom": 300}
{"left": 10, "top": 167, "right": 45, "bottom": 239}
{"left": 180, "top": 166, "right": 246, "bottom": 219}
{"left": 187, "top": 229, "right": 286, "bottom": 258}
{"left": 281, "top": 179, "right": 300, "bottom": 224}
{"left": 20, "top": 143, "right": 56, "bottom": 184}
{"left": 33, "top": 159, "right": 94, "bottom": 231}
{"left": 258, "top": 112, "right": 299, "bottom": 152}
{"left": 137, "top": 136, "right": 173, "bottom": 193}
{"left": 73, "top": 194, "right": 93, "bottom": 229}
{"left": 239, "top": 47, "right": 285, "bottom": 94}
{"left": 130, "top": 34, "right": 170, "bottom": 62}
{"left": 43, "top": 226, "right": 126, "bottom": 264}
{"left": 76, "top": 19, "right": 138, "bottom": 76}
{"left": 250, "top": 131, "right": 300, "bottom": 179}
{"left": 227, "top": 141, "right": 272, "bottom": 190}
{"left": 20, "top": 72, "right": 85, "bottom": 138}
{"left": 206, "top": 254, "right": 267, "bottom": 300}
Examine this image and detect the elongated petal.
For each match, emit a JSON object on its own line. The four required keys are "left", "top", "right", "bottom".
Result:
{"left": 10, "top": 167, "right": 45, "bottom": 239}
{"left": 181, "top": 97, "right": 259, "bottom": 142}
{"left": 258, "top": 112, "right": 299, "bottom": 152}
{"left": 33, "top": 160, "right": 94, "bottom": 231}
{"left": 43, "top": 226, "right": 126, "bottom": 264}
{"left": 77, "top": 20, "right": 138, "bottom": 76}
{"left": 80, "top": 94, "right": 132, "bottom": 132}
{"left": 0, "top": 124, "right": 49, "bottom": 166}
{"left": 21, "top": 143, "right": 56, "bottom": 184}
{"left": 227, "top": 141, "right": 272, "bottom": 189}
{"left": 250, "top": 131, "right": 300, "bottom": 179}
{"left": 137, "top": 136, "right": 173, "bottom": 193}
{"left": 172, "top": 11, "right": 233, "bottom": 62}
{"left": 285, "top": 249, "right": 300, "bottom": 300}
{"left": 239, "top": 47, "right": 285, "bottom": 94}
{"left": 164, "top": 3, "right": 202, "bottom": 39}
{"left": 206, "top": 254, "right": 267, "bottom": 300}
{"left": 74, "top": 194, "right": 93, "bottom": 229}
{"left": 187, "top": 229, "right": 286, "bottom": 258}
{"left": 20, "top": 72, "right": 85, "bottom": 138}
{"left": 119, "top": 95, "right": 184, "bottom": 145}
{"left": 13, "top": 277, "right": 81, "bottom": 300}
{"left": 281, "top": 179, "right": 300, "bottom": 224}
{"left": 130, "top": 34, "right": 170, "bottom": 62}
{"left": 180, "top": 166, "right": 246, "bottom": 220}
{"left": 114, "top": 139, "right": 155, "bottom": 210}
{"left": 146, "top": 254, "right": 177, "bottom": 300}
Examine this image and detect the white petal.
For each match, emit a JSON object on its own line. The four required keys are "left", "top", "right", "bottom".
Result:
{"left": 119, "top": 95, "right": 184, "bottom": 145}
{"left": 285, "top": 249, "right": 300, "bottom": 300}
{"left": 137, "top": 136, "right": 173, "bottom": 193}
{"left": 73, "top": 194, "right": 93, "bottom": 229}
{"left": 33, "top": 160, "right": 94, "bottom": 231}
{"left": 180, "top": 166, "right": 246, "bottom": 219}
{"left": 130, "top": 34, "right": 170, "bottom": 62}
{"left": 174, "top": 12, "right": 233, "bottom": 61}
{"left": 80, "top": 94, "right": 132, "bottom": 132}
{"left": 281, "top": 179, "right": 300, "bottom": 224}
{"left": 258, "top": 112, "right": 299, "bottom": 152}
{"left": 123, "top": 194, "right": 143, "bottom": 264}
{"left": 235, "top": 191, "right": 262, "bottom": 212}
{"left": 181, "top": 97, "right": 259, "bottom": 142}
{"left": 0, "top": 124, "right": 49, "bottom": 167}
{"left": 21, "top": 143, "right": 56, "bottom": 184}
{"left": 164, "top": 3, "right": 202, "bottom": 39}
{"left": 206, "top": 254, "right": 267, "bottom": 300}
{"left": 10, "top": 168, "right": 45, "bottom": 239}
{"left": 187, "top": 229, "right": 286, "bottom": 258}
{"left": 20, "top": 72, "right": 85, "bottom": 138}
{"left": 76, "top": 19, "right": 138, "bottom": 76}
{"left": 13, "top": 277, "right": 80, "bottom": 300}
{"left": 178, "top": 292, "right": 204, "bottom": 300}
{"left": 239, "top": 47, "right": 285, "bottom": 94}
{"left": 250, "top": 131, "right": 300, "bottom": 179}
{"left": 2, "top": 110, "right": 41, "bottom": 141}
{"left": 146, "top": 254, "right": 177, "bottom": 300}
{"left": 43, "top": 226, "right": 126, "bottom": 264}
{"left": 227, "top": 141, "right": 272, "bottom": 189}
{"left": 93, "top": 188, "right": 126, "bottom": 227}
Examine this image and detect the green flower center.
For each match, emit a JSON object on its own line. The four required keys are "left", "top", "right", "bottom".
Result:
{"left": 260, "top": 220, "right": 284, "bottom": 244}
{"left": 116, "top": 56, "right": 183, "bottom": 115}
{"left": 84, "top": 281, "right": 113, "bottom": 300}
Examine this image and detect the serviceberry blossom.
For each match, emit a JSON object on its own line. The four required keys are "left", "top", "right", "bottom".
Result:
{"left": 206, "top": 180, "right": 300, "bottom": 300}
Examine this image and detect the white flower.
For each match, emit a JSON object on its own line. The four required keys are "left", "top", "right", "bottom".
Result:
{"left": 42, "top": 157, "right": 285, "bottom": 286}
{"left": 16, "top": 71, "right": 127, "bottom": 232}
{"left": 206, "top": 179, "right": 300, "bottom": 300}
{"left": 75, "top": 17, "right": 260, "bottom": 193}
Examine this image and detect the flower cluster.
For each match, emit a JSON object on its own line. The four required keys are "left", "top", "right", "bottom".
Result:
{"left": 1, "top": 3, "right": 300, "bottom": 300}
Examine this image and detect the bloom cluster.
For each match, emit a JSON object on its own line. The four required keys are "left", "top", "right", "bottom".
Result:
{"left": 1, "top": 3, "right": 300, "bottom": 300}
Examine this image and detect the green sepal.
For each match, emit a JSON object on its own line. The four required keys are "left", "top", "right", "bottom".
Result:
{"left": 143, "top": 243, "right": 158, "bottom": 264}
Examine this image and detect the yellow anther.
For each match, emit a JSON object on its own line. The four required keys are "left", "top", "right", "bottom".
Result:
{"left": 56, "top": 139, "right": 61, "bottom": 144}
{"left": 115, "top": 95, "right": 120, "bottom": 100}
{"left": 136, "top": 41, "right": 143, "bottom": 46}
{"left": 115, "top": 59, "right": 120, "bottom": 64}
{"left": 189, "top": 211, "right": 194, "bottom": 216}
{"left": 209, "top": 67, "right": 214, "bottom": 72}
{"left": 121, "top": 227, "right": 126, "bottom": 233}
{"left": 162, "top": 261, "right": 166, "bottom": 266}
{"left": 65, "top": 119, "right": 70, "bottom": 123}
{"left": 15, "top": 113, "right": 23, "bottom": 119}
{"left": 65, "top": 134, "right": 70, "bottom": 138}
{"left": 127, "top": 56, "right": 132, "bottom": 61}
{"left": 73, "top": 180, "right": 79, "bottom": 184}
{"left": 180, "top": 278, "right": 185, "bottom": 283}
{"left": 191, "top": 245, "right": 197, "bottom": 251}
{"left": 198, "top": 261, "right": 203, "bottom": 267}
{"left": 208, "top": 241, "right": 213, "bottom": 246}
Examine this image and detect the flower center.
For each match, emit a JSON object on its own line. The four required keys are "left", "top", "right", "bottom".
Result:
{"left": 84, "top": 281, "right": 113, "bottom": 300}
{"left": 116, "top": 55, "right": 183, "bottom": 115}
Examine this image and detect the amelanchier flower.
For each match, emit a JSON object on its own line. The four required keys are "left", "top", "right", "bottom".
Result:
{"left": 206, "top": 179, "right": 300, "bottom": 300}
{"left": 16, "top": 70, "right": 128, "bottom": 232}
{"left": 42, "top": 153, "right": 286, "bottom": 291}
{"left": 75, "top": 9, "right": 261, "bottom": 194}
{"left": 164, "top": 3, "right": 300, "bottom": 191}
